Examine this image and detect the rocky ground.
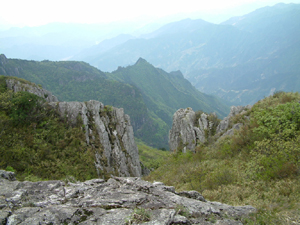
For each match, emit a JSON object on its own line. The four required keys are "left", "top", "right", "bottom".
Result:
{"left": 0, "top": 170, "right": 255, "bottom": 225}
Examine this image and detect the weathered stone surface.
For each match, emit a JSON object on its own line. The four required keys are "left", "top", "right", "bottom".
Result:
{"left": 177, "top": 190, "right": 206, "bottom": 202}
{"left": 6, "top": 78, "right": 58, "bottom": 102}
{"left": 0, "top": 170, "right": 16, "bottom": 181}
{"left": 169, "top": 105, "right": 252, "bottom": 152}
{"left": 0, "top": 172, "right": 256, "bottom": 225}
{"left": 220, "top": 123, "right": 243, "bottom": 138}
{"left": 169, "top": 108, "right": 196, "bottom": 152}
{"left": 49, "top": 100, "right": 142, "bottom": 178}
{"left": 216, "top": 106, "right": 251, "bottom": 135}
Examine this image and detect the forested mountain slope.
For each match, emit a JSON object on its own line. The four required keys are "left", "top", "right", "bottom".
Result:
{"left": 0, "top": 55, "right": 228, "bottom": 148}
{"left": 108, "top": 58, "right": 228, "bottom": 125}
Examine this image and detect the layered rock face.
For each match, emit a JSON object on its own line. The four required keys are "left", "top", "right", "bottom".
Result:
{"left": 0, "top": 170, "right": 255, "bottom": 224}
{"left": 169, "top": 106, "right": 251, "bottom": 152}
{"left": 48, "top": 101, "right": 142, "bottom": 177}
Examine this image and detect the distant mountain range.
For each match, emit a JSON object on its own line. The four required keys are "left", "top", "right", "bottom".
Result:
{"left": 1, "top": 3, "right": 299, "bottom": 106}
{"left": 0, "top": 54, "right": 228, "bottom": 148}
{"left": 75, "top": 3, "right": 300, "bottom": 105}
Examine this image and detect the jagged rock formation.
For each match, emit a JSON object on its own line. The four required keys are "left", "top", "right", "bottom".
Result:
{"left": 169, "top": 106, "right": 251, "bottom": 152}
{"left": 6, "top": 78, "right": 58, "bottom": 102}
{"left": 0, "top": 170, "right": 255, "bottom": 224}
{"left": 169, "top": 108, "right": 197, "bottom": 153}
{"left": 4, "top": 77, "right": 142, "bottom": 178}
{"left": 48, "top": 101, "right": 142, "bottom": 177}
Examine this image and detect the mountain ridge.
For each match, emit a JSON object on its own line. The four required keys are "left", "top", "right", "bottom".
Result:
{"left": 76, "top": 3, "right": 300, "bottom": 106}
{"left": 0, "top": 55, "right": 228, "bottom": 148}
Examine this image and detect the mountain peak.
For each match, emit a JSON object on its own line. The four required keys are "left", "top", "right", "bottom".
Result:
{"left": 0, "top": 54, "right": 8, "bottom": 65}
{"left": 135, "top": 57, "right": 149, "bottom": 65}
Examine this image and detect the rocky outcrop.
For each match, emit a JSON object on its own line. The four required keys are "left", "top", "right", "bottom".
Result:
{"left": 169, "top": 106, "right": 252, "bottom": 152}
{"left": 169, "top": 108, "right": 197, "bottom": 153}
{"left": 4, "top": 77, "right": 142, "bottom": 178}
{"left": 48, "top": 101, "right": 142, "bottom": 178}
{"left": 6, "top": 78, "right": 58, "bottom": 102}
{"left": 0, "top": 171, "right": 256, "bottom": 225}
{"left": 169, "top": 108, "right": 218, "bottom": 152}
{"left": 216, "top": 106, "right": 251, "bottom": 135}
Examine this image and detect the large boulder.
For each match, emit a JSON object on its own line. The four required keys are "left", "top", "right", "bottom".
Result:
{"left": 0, "top": 174, "right": 256, "bottom": 224}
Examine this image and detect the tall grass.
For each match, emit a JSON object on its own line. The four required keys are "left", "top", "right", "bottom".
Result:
{"left": 145, "top": 92, "right": 300, "bottom": 224}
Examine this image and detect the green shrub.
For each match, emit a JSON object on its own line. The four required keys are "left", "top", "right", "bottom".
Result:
{"left": 5, "top": 166, "right": 15, "bottom": 172}
{"left": 9, "top": 91, "right": 45, "bottom": 126}
{"left": 125, "top": 208, "right": 151, "bottom": 224}
{"left": 175, "top": 204, "right": 191, "bottom": 218}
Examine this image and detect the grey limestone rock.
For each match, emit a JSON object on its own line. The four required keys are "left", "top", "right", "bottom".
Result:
{"left": 169, "top": 105, "right": 252, "bottom": 152}
{"left": 0, "top": 170, "right": 16, "bottom": 181}
{"left": 216, "top": 105, "right": 251, "bottom": 135}
{"left": 0, "top": 174, "right": 256, "bottom": 224}
{"left": 6, "top": 78, "right": 58, "bottom": 102}
{"left": 169, "top": 108, "right": 217, "bottom": 152}
{"left": 49, "top": 100, "right": 142, "bottom": 178}
{"left": 169, "top": 108, "right": 196, "bottom": 152}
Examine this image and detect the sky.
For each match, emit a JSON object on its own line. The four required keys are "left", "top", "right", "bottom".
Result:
{"left": 1, "top": 0, "right": 300, "bottom": 28}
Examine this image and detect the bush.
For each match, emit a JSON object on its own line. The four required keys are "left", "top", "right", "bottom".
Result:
{"left": 175, "top": 204, "right": 191, "bottom": 218}
{"left": 253, "top": 102, "right": 300, "bottom": 140}
{"left": 125, "top": 208, "right": 151, "bottom": 224}
{"left": 9, "top": 91, "right": 45, "bottom": 126}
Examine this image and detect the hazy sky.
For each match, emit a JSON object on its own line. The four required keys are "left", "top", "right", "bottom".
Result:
{"left": 1, "top": 0, "right": 300, "bottom": 27}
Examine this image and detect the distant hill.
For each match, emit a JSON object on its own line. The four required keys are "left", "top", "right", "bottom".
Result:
{"left": 78, "top": 3, "right": 300, "bottom": 106}
{"left": 0, "top": 55, "right": 228, "bottom": 148}
{"left": 108, "top": 58, "right": 228, "bottom": 125}
{"left": 0, "top": 22, "right": 148, "bottom": 61}
{"left": 191, "top": 3, "right": 300, "bottom": 105}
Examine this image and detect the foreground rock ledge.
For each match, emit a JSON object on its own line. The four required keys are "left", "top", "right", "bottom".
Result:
{"left": 0, "top": 171, "right": 255, "bottom": 225}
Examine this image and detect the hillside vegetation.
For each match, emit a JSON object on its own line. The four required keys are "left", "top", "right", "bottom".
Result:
{"left": 146, "top": 92, "right": 300, "bottom": 224}
{"left": 0, "top": 76, "right": 98, "bottom": 181}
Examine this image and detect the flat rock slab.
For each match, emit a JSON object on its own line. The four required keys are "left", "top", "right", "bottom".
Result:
{"left": 0, "top": 173, "right": 255, "bottom": 224}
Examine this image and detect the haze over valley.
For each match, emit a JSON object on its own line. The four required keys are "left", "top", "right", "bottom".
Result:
{"left": 1, "top": 1, "right": 299, "bottom": 107}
